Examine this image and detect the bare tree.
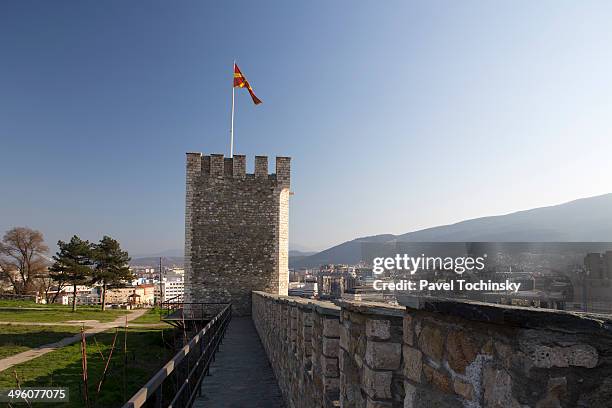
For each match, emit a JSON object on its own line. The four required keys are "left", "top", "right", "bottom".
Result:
{"left": 0, "top": 227, "right": 49, "bottom": 294}
{"left": 36, "top": 273, "right": 65, "bottom": 304}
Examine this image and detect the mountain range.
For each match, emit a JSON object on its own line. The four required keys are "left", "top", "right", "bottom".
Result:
{"left": 130, "top": 250, "right": 317, "bottom": 267}
{"left": 290, "top": 193, "right": 612, "bottom": 268}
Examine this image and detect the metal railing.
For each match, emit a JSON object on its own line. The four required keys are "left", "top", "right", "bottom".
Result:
{"left": 160, "top": 295, "right": 183, "bottom": 316}
{"left": 123, "top": 303, "right": 232, "bottom": 408}
{"left": 160, "top": 298, "right": 230, "bottom": 326}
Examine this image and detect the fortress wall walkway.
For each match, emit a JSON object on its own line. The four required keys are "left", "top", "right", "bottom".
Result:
{"left": 193, "top": 316, "right": 284, "bottom": 408}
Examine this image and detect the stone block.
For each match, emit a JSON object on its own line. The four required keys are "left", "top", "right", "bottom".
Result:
{"left": 341, "top": 377, "right": 366, "bottom": 408}
{"left": 532, "top": 344, "right": 598, "bottom": 369}
{"left": 303, "top": 325, "right": 313, "bottom": 342}
{"left": 323, "top": 337, "right": 340, "bottom": 358}
{"left": 321, "top": 355, "right": 339, "bottom": 377}
{"left": 323, "top": 317, "right": 340, "bottom": 335}
{"left": 323, "top": 376, "right": 340, "bottom": 394}
{"left": 366, "top": 319, "right": 391, "bottom": 340}
{"left": 422, "top": 364, "right": 451, "bottom": 394}
{"left": 404, "top": 382, "right": 417, "bottom": 408}
{"left": 304, "top": 342, "right": 313, "bottom": 357}
{"left": 355, "top": 353, "right": 364, "bottom": 369}
{"left": 402, "top": 345, "right": 422, "bottom": 382}
{"left": 418, "top": 324, "right": 445, "bottom": 362}
{"left": 365, "top": 341, "right": 401, "bottom": 370}
{"left": 303, "top": 312, "right": 313, "bottom": 327}
{"left": 340, "top": 322, "right": 349, "bottom": 350}
{"left": 339, "top": 348, "right": 351, "bottom": 372}
{"left": 446, "top": 329, "right": 478, "bottom": 374}
{"left": 403, "top": 315, "right": 414, "bottom": 346}
{"left": 453, "top": 378, "right": 473, "bottom": 400}
{"left": 362, "top": 365, "right": 393, "bottom": 399}
{"left": 483, "top": 367, "right": 520, "bottom": 408}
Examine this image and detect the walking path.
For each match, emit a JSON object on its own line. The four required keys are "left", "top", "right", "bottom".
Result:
{"left": 194, "top": 317, "right": 284, "bottom": 408}
{"left": 0, "top": 308, "right": 148, "bottom": 372}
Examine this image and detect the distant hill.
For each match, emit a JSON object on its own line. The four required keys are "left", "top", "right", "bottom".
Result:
{"left": 289, "top": 250, "right": 317, "bottom": 257}
{"left": 134, "top": 249, "right": 183, "bottom": 258}
{"left": 290, "top": 193, "right": 612, "bottom": 268}
{"left": 288, "top": 250, "right": 317, "bottom": 265}
{"left": 130, "top": 256, "right": 184, "bottom": 268}
{"left": 289, "top": 234, "right": 396, "bottom": 268}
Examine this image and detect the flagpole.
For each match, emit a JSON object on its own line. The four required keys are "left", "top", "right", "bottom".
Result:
{"left": 230, "top": 60, "right": 235, "bottom": 157}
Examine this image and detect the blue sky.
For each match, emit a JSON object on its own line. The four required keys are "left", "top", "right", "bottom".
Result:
{"left": 1, "top": 1, "right": 612, "bottom": 255}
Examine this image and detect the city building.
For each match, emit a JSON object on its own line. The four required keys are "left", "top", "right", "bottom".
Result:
{"left": 288, "top": 280, "right": 318, "bottom": 298}
{"left": 585, "top": 252, "right": 606, "bottom": 279}
{"left": 104, "top": 285, "right": 155, "bottom": 306}
{"left": 316, "top": 264, "right": 358, "bottom": 300}
{"left": 155, "top": 276, "right": 184, "bottom": 302}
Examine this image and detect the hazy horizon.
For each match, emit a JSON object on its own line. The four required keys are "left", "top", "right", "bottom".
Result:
{"left": 136, "top": 192, "right": 612, "bottom": 257}
{"left": 2, "top": 1, "right": 612, "bottom": 254}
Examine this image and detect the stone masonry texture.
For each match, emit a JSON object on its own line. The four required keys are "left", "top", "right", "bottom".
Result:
{"left": 184, "top": 153, "right": 290, "bottom": 316}
{"left": 252, "top": 292, "right": 612, "bottom": 408}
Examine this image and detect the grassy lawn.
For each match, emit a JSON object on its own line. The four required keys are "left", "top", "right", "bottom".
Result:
{"left": 0, "top": 327, "right": 176, "bottom": 407}
{"left": 0, "top": 308, "right": 130, "bottom": 324}
{"left": 0, "top": 299, "right": 51, "bottom": 308}
{"left": 130, "top": 308, "right": 164, "bottom": 324}
{"left": 0, "top": 324, "right": 83, "bottom": 359}
{"left": 0, "top": 299, "right": 99, "bottom": 310}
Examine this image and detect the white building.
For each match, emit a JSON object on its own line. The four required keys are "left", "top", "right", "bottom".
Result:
{"left": 170, "top": 267, "right": 185, "bottom": 276}
{"left": 288, "top": 281, "right": 318, "bottom": 298}
{"left": 154, "top": 275, "right": 184, "bottom": 302}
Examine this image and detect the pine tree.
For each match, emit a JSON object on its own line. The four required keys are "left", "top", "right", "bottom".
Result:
{"left": 91, "top": 236, "right": 133, "bottom": 311}
{"left": 49, "top": 236, "right": 93, "bottom": 312}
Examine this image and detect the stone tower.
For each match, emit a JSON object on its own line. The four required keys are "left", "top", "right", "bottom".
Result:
{"left": 184, "top": 153, "right": 290, "bottom": 316}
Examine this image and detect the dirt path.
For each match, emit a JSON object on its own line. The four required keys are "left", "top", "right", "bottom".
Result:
{"left": 0, "top": 308, "right": 150, "bottom": 372}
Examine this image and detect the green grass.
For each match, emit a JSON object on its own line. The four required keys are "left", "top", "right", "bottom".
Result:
{"left": 0, "top": 299, "right": 47, "bottom": 308}
{"left": 0, "top": 324, "right": 84, "bottom": 359}
{"left": 0, "top": 299, "right": 116, "bottom": 310}
{"left": 0, "top": 327, "right": 176, "bottom": 407}
{"left": 0, "top": 308, "right": 130, "bottom": 323}
{"left": 130, "top": 308, "right": 165, "bottom": 324}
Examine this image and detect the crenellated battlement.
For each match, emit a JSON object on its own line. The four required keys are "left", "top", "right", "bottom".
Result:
{"left": 185, "top": 152, "right": 290, "bottom": 187}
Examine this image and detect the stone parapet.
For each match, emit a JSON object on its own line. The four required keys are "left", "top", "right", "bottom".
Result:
{"left": 398, "top": 295, "right": 612, "bottom": 407}
{"left": 253, "top": 291, "right": 341, "bottom": 408}
{"left": 253, "top": 292, "right": 612, "bottom": 408}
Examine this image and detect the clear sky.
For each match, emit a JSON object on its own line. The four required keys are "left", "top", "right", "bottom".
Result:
{"left": 2, "top": 1, "right": 612, "bottom": 255}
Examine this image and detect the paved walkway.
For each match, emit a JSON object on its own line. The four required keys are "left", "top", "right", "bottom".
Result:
{"left": 194, "top": 317, "right": 284, "bottom": 408}
{"left": 0, "top": 308, "right": 148, "bottom": 372}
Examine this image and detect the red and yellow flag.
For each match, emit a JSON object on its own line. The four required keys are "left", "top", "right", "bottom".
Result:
{"left": 233, "top": 64, "right": 262, "bottom": 105}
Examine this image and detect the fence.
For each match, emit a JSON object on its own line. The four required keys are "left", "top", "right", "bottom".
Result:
{"left": 122, "top": 303, "right": 232, "bottom": 408}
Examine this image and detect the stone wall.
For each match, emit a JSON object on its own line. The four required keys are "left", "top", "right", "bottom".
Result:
{"left": 252, "top": 291, "right": 612, "bottom": 408}
{"left": 253, "top": 291, "right": 342, "bottom": 408}
{"left": 400, "top": 297, "right": 612, "bottom": 408}
{"left": 184, "top": 153, "right": 290, "bottom": 315}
